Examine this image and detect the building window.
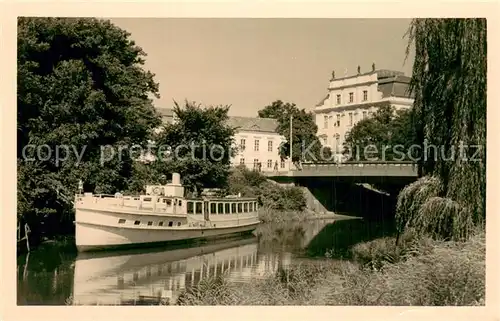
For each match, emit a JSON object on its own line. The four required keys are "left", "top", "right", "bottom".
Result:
{"left": 240, "top": 139, "right": 246, "bottom": 151}
{"left": 268, "top": 141, "right": 273, "bottom": 152}
{"left": 324, "top": 115, "right": 328, "bottom": 129}
{"left": 329, "top": 116, "right": 333, "bottom": 127}
{"left": 336, "top": 114, "right": 341, "bottom": 126}
{"left": 349, "top": 113, "right": 353, "bottom": 126}
{"left": 253, "top": 158, "right": 259, "bottom": 170}
{"left": 363, "top": 90, "right": 368, "bottom": 101}
{"left": 280, "top": 160, "right": 285, "bottom": 168}
{"left": 336, "top": 94, "right": 341, "bottom": 105}
{"left": 363, "top": 111, "right": 367, "bottom": 119}
{"left": 240, "top": 158, "right": 245, "bottom": 165}
{"left": 254, "top": 139, "right": 259, "bottom": 151}
{"left": 336, "top": 134, "right": 340, "bottom": 152}
{"left": 349, "top": 92, "right": 354, "bottom": 103}
{"left": 267, "top": 159, "right": 272, "bottom": 168}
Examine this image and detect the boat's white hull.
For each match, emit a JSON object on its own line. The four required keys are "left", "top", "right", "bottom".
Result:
{"left": 74, "top": 187, "right": 261, "bottom": 252}
{"left": 75, "top": 215, "right": 259, "bottom": 252}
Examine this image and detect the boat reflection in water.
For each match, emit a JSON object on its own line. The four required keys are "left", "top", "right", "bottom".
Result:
{"left": 72, "top": 236, "right": 292, "bottom": 305}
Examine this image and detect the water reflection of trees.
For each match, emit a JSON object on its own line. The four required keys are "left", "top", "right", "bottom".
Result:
{"left": 17, "top": 240, "right": 77, "bottom": 305}
{"left": 305, "top": 218, "right": 397, "bottom": 259}
{"left": 255, "top": 221, "right": 306, "bottom": 253}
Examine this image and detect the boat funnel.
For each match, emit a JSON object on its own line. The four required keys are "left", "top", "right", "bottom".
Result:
{"left": 172, "top": 173, "right": 181, "bottom": 185}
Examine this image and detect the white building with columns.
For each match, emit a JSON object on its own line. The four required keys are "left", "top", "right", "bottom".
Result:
{"left": 314, "top": 65, "right": 414, "bottom": 162}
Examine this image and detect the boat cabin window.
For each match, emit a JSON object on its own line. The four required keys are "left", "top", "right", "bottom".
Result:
{"left": 255, "top": 202, "right": 258, "bottom": 211}
{"left": 178, "top": 200, "right": 182, "bottom": 206}
{"left": 225, "top": 203, "right": 230, "bottom": 214}
{"left": 249, "top": 202, "right": 253, "bottom": 212}
{"left": 168, "top": 221, "right": 173, "bottom": 227}
{"left": 244, "top": 203, "right": 248, "bottom": 213}
{"left": 218, "top": 203, "right": 224, "bottom": 214}
{"left": 210, "top": 203, "right": 217, "bottom": 214}
{"left": 147, "top": 221, "right": 153, "bottom": 226}
{"left": 187, "top": 202, "right": 194, "bottom": 214}
{"left": 163, "top": 199, "right": 172, "bottom": 206}
{"left": 177, "top": 222, "right": 182, "bottom": 226}
{"left": 159, "top": 222, "right": 164, "bottom": 226}
{"left": 237, "top": 203, "right": 242, "bottom": 213}
{"left": 195, "top": 202, "right": 203, "bottom": 214}
{"left": 143, "top": 197, "right": 152, "bottom": 202}
{"left": 231, "top": 203, "right": 236, "bottom": 214}
{"left": 118, "top": 219, "right": 126, "bottom": 224}
{"left": 134, "top": 220, "right": 140, "bottom": 225}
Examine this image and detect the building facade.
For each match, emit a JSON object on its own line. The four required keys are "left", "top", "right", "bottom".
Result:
{"left": 154, "top": 109, "right": 289, "bottom": 172}
{"left": 314, "top": 65, "right": 414, "bottom": 161}
{"left": 227, "top": 116, "right": 290, "bottom": 173}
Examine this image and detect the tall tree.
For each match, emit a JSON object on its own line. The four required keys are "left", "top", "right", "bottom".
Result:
{"left": 343, "top": 106, "right": 418, "bottom": 161}
{"left": 17, "top": 18, "right": 161, "bottom": 238}
{"left": 258, "top": 100, "right": 331, "bottom": 164}
{"left": 152, "top": 101, "right": 237, "bottom": 193}
{"left": 396, "top": 18, "right": 486, "bottom": 240}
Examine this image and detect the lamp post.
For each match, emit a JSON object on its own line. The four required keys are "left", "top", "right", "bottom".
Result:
{"left": 289, "top": 114, "right": 293, "bottom": 170}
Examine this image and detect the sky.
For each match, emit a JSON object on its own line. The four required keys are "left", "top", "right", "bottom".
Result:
{"left": 110, "top": 18, "right": 415, "bottom": 117}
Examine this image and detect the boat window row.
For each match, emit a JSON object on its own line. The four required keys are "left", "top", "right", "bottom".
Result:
{"left": 118, "top": 218, "right": 182, "bottom": 227}
{"left": 123, "top": 197, "right": 183, "bottom": 207}
{"left": 186, "top": 201, "right": 258, "bottom": 215}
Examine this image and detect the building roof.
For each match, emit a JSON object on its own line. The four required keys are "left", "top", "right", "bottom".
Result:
{"left": 226, "top": 116, "right": 279, "bottom": 133}
{"left": 156, "top": 108, "right": 174, "bottom": 117}
{"left": 315, "top": 69, "right": 413, "bottom": 108}
{"left": 377, "top": 75, "right": 414, "bottom": 99}
{"left": 154, "top": 108, "right": 279, "bottom": 133}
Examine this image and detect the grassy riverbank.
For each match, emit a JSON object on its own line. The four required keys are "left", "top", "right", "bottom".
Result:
{"left": 175, "top": 228, "right": 485, "bottom": 306}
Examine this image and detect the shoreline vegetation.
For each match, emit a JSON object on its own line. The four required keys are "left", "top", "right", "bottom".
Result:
{"left": 174, "top": 228, "right": 484, "bottom": 306}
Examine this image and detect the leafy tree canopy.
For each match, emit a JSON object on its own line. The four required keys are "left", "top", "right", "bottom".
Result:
{"left": 17, "top": 17, "right": 161, "bottom": 236}
{"left": 258, "top": 100, "right": 332, "bottom": 163}
{"left": 151, "top": 101, "right": 237, "bottom": 193}
{"left": 342, "top": 105, "right": 418, "bottom": 162}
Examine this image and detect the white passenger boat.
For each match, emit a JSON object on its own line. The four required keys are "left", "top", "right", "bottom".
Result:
{"left": 74, "top": 173, "right": 261, "bottom": 252}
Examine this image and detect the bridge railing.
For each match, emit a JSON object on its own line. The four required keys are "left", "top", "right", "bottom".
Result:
{"left": 298, "top": 161, "right": 416, "bottom": 170}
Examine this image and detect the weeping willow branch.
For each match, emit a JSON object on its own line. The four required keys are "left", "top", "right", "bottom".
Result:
{"left": 402, "top": 18, "right": 486, "bottom": 239}
{"left": 395, "top": 176, "right": 443, "bottom": 234}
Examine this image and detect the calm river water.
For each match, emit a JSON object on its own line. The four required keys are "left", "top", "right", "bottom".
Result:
{"left": 17, "top": 217, "right": 395, "bottom": 305}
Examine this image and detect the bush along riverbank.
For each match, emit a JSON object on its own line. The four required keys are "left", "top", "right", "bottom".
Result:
{"left": 175, "top": 228, "right": 485, "bottom": 306}
{"left": 228, "top": 165, "right": 307, "bottom": 213}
